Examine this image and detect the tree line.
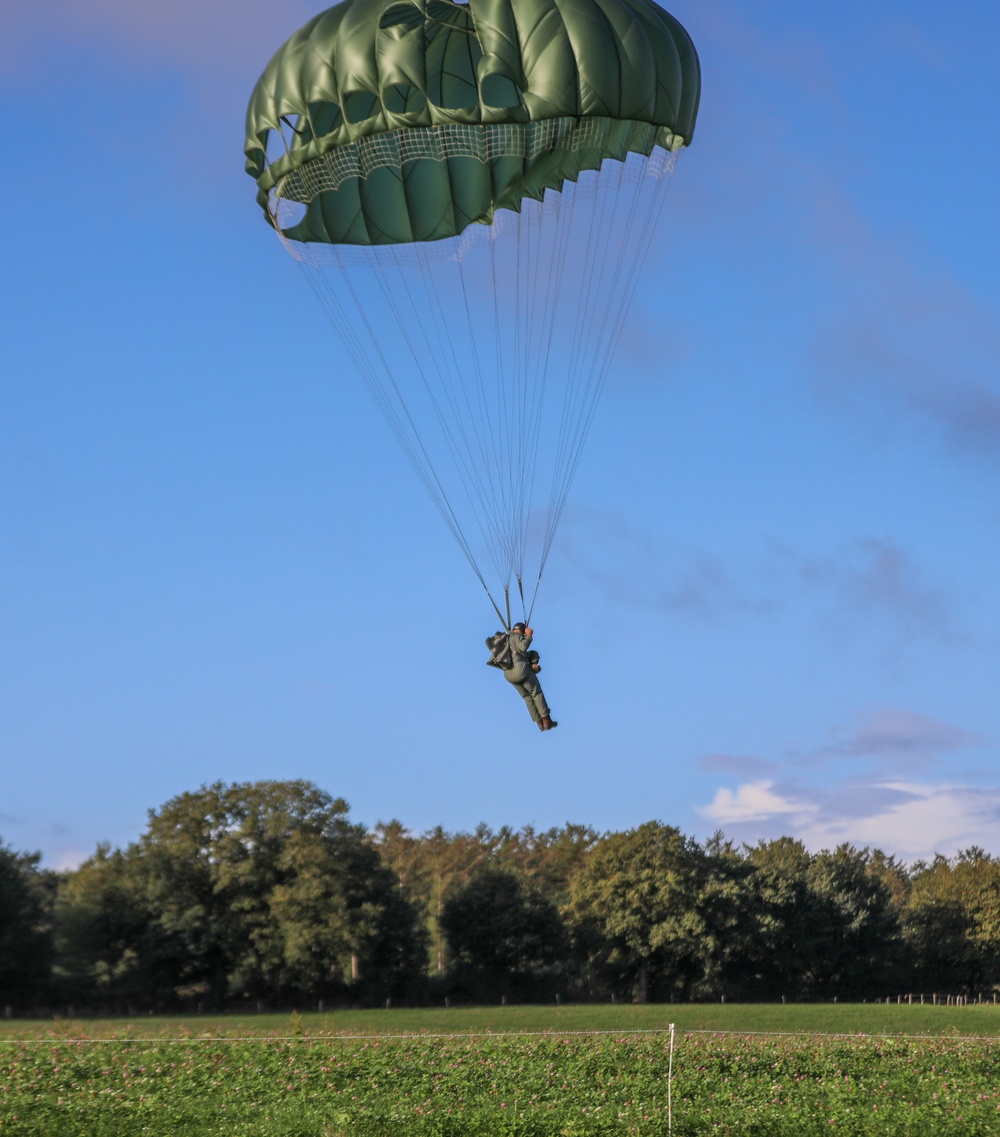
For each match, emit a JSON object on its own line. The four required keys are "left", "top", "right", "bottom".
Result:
{"left": 2, "top": 779, "right": 999, "bottom": 1013}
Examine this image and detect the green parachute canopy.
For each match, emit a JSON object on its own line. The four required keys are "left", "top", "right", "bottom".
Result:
{"left": 245, "top": 0, "right": 700, "bottom": 245}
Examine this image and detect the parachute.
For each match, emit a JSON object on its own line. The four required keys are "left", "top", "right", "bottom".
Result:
{"left": 245, "top": 0, "right": 700, "bottom": 627}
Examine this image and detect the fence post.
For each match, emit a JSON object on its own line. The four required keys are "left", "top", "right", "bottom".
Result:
{"left": 668, "top": 1023, "right": 675, "bottom": 1135}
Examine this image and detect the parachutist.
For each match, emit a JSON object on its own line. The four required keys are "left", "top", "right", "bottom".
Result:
{"left": 504, "top": 623, "right": 557, "bottom": 731}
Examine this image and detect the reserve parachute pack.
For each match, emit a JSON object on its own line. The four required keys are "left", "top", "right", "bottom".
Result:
{"left": 485, "top": 631, "right": 513, "bottom": 670}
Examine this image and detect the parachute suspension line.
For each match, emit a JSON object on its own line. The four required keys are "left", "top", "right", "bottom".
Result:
{"left": 501, "top": 204, "right": 536, "bottom": 596}
{"left": 367, "top": 242, "right": 523, "bottom": 593}
{"left": 514, "top": 205, "right": 538, "bottom": 589}
{"left": 413, "top": 246, "right": 520, "bottom": 590}
{"left": 520, "top": 166, "right": 606, "bottom": 600}
{"left": 540, "top": 163, "right": 629, "bottom": 567}
{"left": 276, "top": 140, "right": 679, "bottom": 626}
{"left": 512, "top": 179, "right": 588, "bottom": 612}
{"left": 539, "top": 167, "right": 646, "bottom": 568}
{"left": 366, "top": 245, "right": 512, "bottom": 584}
{"left": 431, "top": 226, "right": 512, "bottom": 583}
{"left": 327, "top": 263, "right": 481, "bottom": 568}
{"left": 424, "top": 235, "right": 520, "bottom": 588}
{"left": 538, "top": 152, "right": 679, "bottom": 572}
{"left": 455, "top": 239, "right": 515, "bottom": 578}
{"left": 515, "top": 195, "right": 564, "bottom": 597}
{"left": 487, "top": 583, "right": 509, "bottom": 631}
{"left": 409, "top": 244, "right": 491, "bottom": 499}
{"left": 550, "top": 172, "right": 614, "bottom": 518}
{"left": 488, "top": 214, "right": 520, "bottom": 587}
{"left": 510, "top": 205, "right": 526, "bottom": 591}
{"left": 292, "top": 254, "right": 502, "bottom": 612}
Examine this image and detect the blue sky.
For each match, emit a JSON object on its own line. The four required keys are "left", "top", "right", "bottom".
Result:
{"left": 2, "top": 0, "right": 998, "bottom": 869}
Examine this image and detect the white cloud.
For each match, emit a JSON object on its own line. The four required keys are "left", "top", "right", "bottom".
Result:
{"left": 699, "top": 776, "right": 1000, "bottom": 862}
{"left": 800, "top": 781, "right": 1000, "bottom": 862}
{"left": 702, "top": 779, "right": 815, "bottom": 825}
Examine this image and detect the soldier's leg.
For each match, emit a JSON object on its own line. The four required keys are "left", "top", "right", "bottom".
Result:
{"left": 505, "top": 668, "right": 544, "bottom": 724}
{"left": 516, "top": 682, "right": 543, "bottom": 723}
{"left": 521, "top": 673, "right": 550, "bottom": 720}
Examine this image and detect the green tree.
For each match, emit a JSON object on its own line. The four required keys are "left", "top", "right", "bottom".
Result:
{"left": 54, "top": 844, "right": 152, "bottom": 1006}
{"left": 440, "top": 866, "right": 569, "bottom": 1001}
{"left": 902, "top": 850, "right": 1000, "bottom": 995}
{"left": 805, "top": 844, "right": 904, "bottom": 997}
{"left": 123, "top": 781, "right": 425, "bottom": 1005}
{"left": 567, "top": 822, "right": 703, "bottom": 1002}
{"left": 269, "top": 820, "right": 427, "bottom": 999}
{"left": 742, "top": 837, "right": 815, "bottom": 997}
{"left": 744, "top": 839, "right": 904, "bottom": 999}
{"left": 0, "top": 842, "right": 53, "bottom": 1005}
{"left": 963, "top": 851, "right": 1000, "bottom": 989}
{"left": 690, "top": 833, "right": 759, "bottom": 1000}
{"left": 375, "top": 823, "right": 493, "bottom": 975}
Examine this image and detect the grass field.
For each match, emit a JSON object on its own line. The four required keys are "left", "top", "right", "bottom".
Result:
{"left": 3, "top": 1005, "right": 1000, "bottom": 1135}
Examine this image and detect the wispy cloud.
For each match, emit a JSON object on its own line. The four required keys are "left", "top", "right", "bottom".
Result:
{"left": 804, "top": 179, "right": 1000, "bottom": 459}
{"left": 557, "top": 507, "right": 775, "bottom": 620}
{"left": 775, "top": 536, "right": 959, "bottom": 642}
{"left": 794, "top": 708, "right": 985, "bottom": 769}
{"left": 560, "top": 508, "right": 958, "bottom": 649}
{"left": 684, "top": 4, "right": 1000, "bottom": 466}
{"left": 697, "top": 753, "right": 778, "bottom": 777}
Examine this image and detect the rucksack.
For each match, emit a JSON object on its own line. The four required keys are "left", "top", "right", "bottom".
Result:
{"left": 485, "top": 631, "right": 513, "bottom": 670}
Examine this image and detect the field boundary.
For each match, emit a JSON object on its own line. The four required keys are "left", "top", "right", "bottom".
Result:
{"left": 2, "top": 1026, "right": 999, "bottom": 1044}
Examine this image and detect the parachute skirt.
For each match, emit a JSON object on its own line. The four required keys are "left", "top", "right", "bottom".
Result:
{"left": 270, "top": 116, "right": 679, "bottom": 247}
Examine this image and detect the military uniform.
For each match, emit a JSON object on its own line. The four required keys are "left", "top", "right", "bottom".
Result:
{"left": 503, "top": 631, "right": 551, "bottom": 725}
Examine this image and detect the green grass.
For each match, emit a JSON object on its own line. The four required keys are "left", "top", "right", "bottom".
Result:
{"left": 3, "top": 1001, "right": 999, "bottom": 1039}
{"left": 3, "top": 1007, "right": 1000, "bottom": 1135}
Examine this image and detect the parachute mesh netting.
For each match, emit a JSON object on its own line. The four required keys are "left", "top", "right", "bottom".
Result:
{"left": 270, "top": 126, "right": 679, "bottom": 625}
